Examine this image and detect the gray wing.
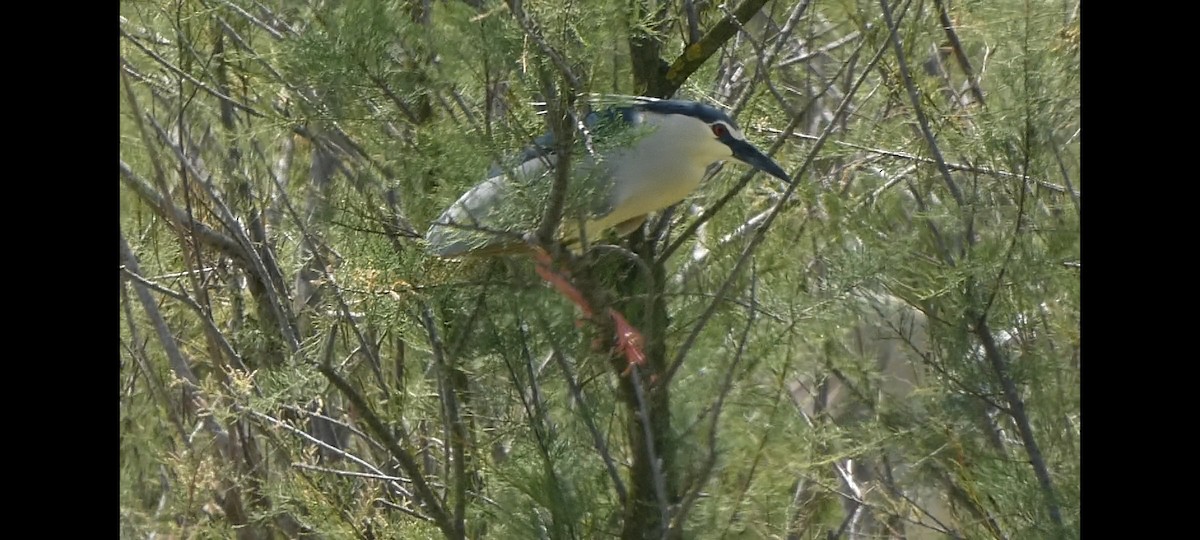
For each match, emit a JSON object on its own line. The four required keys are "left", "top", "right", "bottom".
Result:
{"left": 425, "top": 153, "right": 556, "bottom": 257}
{"left": 425, "top": 106, "right": 647, "bottom": 258}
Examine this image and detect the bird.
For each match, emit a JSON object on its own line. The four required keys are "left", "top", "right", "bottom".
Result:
{"left": 424, "top": 96, "right": 791, "bottom": 373}
{"left": 425, "top": 96, "right": 791, "bottom": 258}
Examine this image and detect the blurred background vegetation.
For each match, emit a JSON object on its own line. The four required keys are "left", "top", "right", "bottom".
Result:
{"left": 119, "top": 0, "right": 1079, "bottom": 538}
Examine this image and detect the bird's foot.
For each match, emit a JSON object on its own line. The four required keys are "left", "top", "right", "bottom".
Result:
{"left": 608, "top": 309, "right": 647, "bottom": 376}
{"left": 532, "top": 246, "right": 647, "bottom": 378}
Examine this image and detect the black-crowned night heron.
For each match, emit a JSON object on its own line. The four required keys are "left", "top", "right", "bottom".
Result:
{"left": 425, "top": 96, "right": 791, "bottom": 372}
{"left": 426, "top": 97, "right": 791, "bottom": 257}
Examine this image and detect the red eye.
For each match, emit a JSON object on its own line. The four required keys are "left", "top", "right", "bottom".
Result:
{"left": 711, "top": 123, "right": 728, "bottom": 138}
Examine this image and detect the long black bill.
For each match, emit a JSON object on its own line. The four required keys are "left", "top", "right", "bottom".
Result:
{"left": 729, "top": 139, "right": 791, "bottom": 184}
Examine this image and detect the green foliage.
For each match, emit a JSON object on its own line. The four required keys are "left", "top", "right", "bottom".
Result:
{"left": 121, "top": 0, "right": 1079, "bottom": 538}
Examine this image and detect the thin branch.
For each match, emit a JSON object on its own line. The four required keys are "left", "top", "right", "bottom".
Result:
{"left": 505, "top": 0, "right": 582, "bottom": 91}
{"left": 317, "top": 362, "right": 457, "bottom": 538}
{"left": 295, "top": 463, "right": 391, "bottom": 487}
{"left": 250, "top": 410, "right": 416, "bottom": 501}
{"left": 659, "top": 23, "right": 877, "bottom": 263}
{"left": 364, "top": 67, "right": 424, "bottom": 125}
{"left": 877, "top": 0, "right": 965, "bottom": 208}
{"left": 253, "top": 135, "right": 393, "bottom": 388}
{"left": 982, "top": 163, "right": 1029, "bottom": 318}
{"left": 120, "top": 160, "right": 244, "bottom": 257}
{"left": 755, "top": 128, "right": 1078, "bottom": 197}
{"left": 933, "top": 0, "right": 986, "bottom": 106}
{"left": 120, "top": 25, "right": 263, "bottom": 118}
{"left": 682, "top": 0, "right": 700, "bottom": 44}
{"left": 668, "top": 263, "right": 759, "bottom": 535}
{"left": 372, "top": 498, "right": 442, "bottom": 523}
{"left": 777, "top": 29, "right": 863, "bottom": 67}
{"left": 875, "top": 456, "right": 961, "bottom": 539}
{"left": 120, "top": 265, "right": 250, "bottom": 374}
{"left": 120, "top": 279, "right": 191, "bottom": 447}
{"left": 215, "top": 0, "right": 287, "bottom": 39}
{"left": 141, "top": 112, "right": 298, "bottom": 335}
{"left": 498, "top": 312, "right": 581, "bottom": 539}
{"left": 663, "top": 29, "right": 891, "bottom": 385}
{"left": 658, "top": 113, "right": 800, "bottom": 264}
{"left": 534, "top": 82, "right": 575, "bottom": 246}
{"left": 973, "top": 316, "right": 1063, "bottom": 532}
{"left": 283, "top": 404, "right": 387, "bottom": 455}
{"left": 671, "top": 190, "right": 804, "bottom": 285}
{"left": 627, "top": 367, "right": 669, "bottom": 538}
{"left": 550, "top": 347, "right": 628, "bottom": 506}
{"left": 629, "top": 0, "right": 672, "bottom": 96}
{"left": 718, "top": 365, "right": 793, "bottom": 538}
{"left": 728, "top": 0, "right": 813, "bottom": 117}
{"left": 1047, "top": 131, "right": 1081, "bottom": 215}
{"left": 120, "top": 231, "right": 234, "bottom": 455}
{"left": 419, "top": 304, "right": 469, "bottom": 540}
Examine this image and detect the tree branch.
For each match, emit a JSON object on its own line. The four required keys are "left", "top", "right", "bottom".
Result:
{"left": 663, "top": 0, "right": 775, "bottom": 97}
{"left": 933, "top": 0, "right": 986, "bottom": 107}
{"left": 317, "top": 362, "right": 457, "bottom": 538}
{"left": 663, "top": 31, "right": 890, "bottom": 384}
{"left": 877, "top": 0, "right": 965, "bottom": 209}
{"left": 120, "top": 265, "right": 249, "bottom": 374}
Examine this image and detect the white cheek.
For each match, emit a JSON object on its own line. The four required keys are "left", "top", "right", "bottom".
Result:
{"left": 708, "top": 137, "right": 734, "bottom": 160}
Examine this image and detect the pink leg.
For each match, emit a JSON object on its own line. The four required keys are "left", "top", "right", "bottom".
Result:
{"left": 531, "top": 247, "right": 647, "bottom": 374}
{"left": 532, "top": 247, "right": 594, "bottom": 318}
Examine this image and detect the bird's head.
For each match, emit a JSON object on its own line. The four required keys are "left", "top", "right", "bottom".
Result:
{"left": 634, "top": 99, "right": 792, "bottom": 184}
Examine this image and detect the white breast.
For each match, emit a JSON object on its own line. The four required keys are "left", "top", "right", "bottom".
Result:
{"left": 592, "top": 112, "right": 731, "bottom": 232}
